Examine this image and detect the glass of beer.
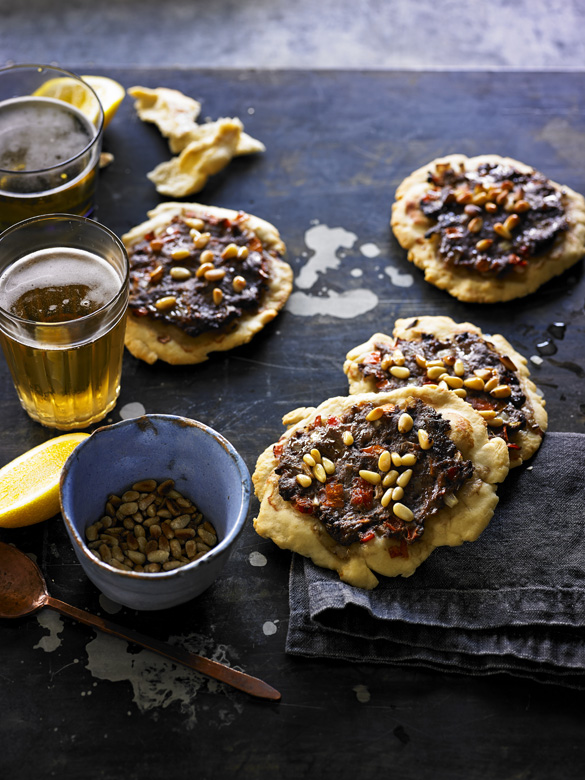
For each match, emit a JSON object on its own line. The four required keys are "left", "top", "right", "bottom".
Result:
{"left": 0, "top": 214, "right": 129, "bottom": 430}
{"left": 0, "top": 64, "right": 104, "bottom": 231}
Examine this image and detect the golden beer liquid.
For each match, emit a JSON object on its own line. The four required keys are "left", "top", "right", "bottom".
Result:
{"left": 0, "top": 248, "right": 126, "bottom": 430}
{"left": 0, "top": 97, "right": 99, "bottom": 230}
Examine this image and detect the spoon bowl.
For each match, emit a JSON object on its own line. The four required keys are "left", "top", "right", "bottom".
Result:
{"left": 0, "top": 541, "right": 280, "bottom": 701}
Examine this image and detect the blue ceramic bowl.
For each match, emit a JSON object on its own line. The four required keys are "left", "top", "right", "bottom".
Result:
{"left": 60, "top": 414, "right": 251, "bottom": 610}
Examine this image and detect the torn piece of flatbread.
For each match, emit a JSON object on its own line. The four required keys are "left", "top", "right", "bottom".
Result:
{"left": 253, "top": 387, "right": 509, "bottom": 589}
{"left": 127, "top": 86, "right": 201, "bottom": 145}
{"left": 146, "top": 118, "right": 243, "bottom": 197}
{"left": 166, "top": 117, "right": 265, "bottom": 157}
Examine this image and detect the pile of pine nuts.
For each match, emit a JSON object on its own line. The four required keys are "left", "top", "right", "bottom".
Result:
{"left": 85, "top": 478, "right": 218, "bottom": 573}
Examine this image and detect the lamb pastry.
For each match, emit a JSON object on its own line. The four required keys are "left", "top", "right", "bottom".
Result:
{"left": 344, "top": 316, "right": 547, "bottom": 467}
{"left": 122, "top": 202, "right": 293, "bottom": 365}
{"left": 253, "top": 387, "right": 509, "bottom": 589}
{"left": 391, "top": 154, "right": 585, "bottom": 302}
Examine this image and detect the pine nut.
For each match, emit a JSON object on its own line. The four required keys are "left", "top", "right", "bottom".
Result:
{"left": 397, "top": 469, "right": 413, "bottom": 488}
{"left": 322, "top": 457, "right": 336, "bottom": 475}
{"left": 464, "top": 376, "right": 485, "bottom": 391}
{"left": 237, "top": 245, "right": 249, "bottom": 260}
{"left": 297, "top": 474, "right": 312, "bottom": 488}
{"left": 221, "top": 243, "right": 239, "bottom": 259}
{"left": 86, "top": 480, "right": 218, "bottom": 574}
{"left": 381, "top": 489, "right": 393, "bottom": 508}
{"left": 382, "top": 470, "right": 399, "bottom": 488}
{"left": 393, "top": 503, "right": 414, "bottom": 522}
{"left": 390, "top": 366, "right": 410, "bottom": 379}
{"left": 170, "top": 266, "right": 192, "bottom": 281}
{"left": 359, "top": 470, "right": 381, "bottom": 485}
{"left": 444, "top": 375, "right": 463, "bottom": 389}
{"left": 310, "top": 448, "right": 322, "bottom": 463}
{"left": 484, "top": 376, "right": 499, "bottom": 393}
{"left": 154, "top": 296, "right": 177, "bottom": 311}
{"left": 342, "top": 431, "right": 354, "bottom": 446}
{"left": 193, "top": 232, "right": 211, "bottom": 249}
{"left": 171, "top": 248, "right": 191, "bottom": 261}
{"left": 147, "top": 549, "right": 169, "bottom": 564}
{"left": 391, "top": 452, "right": 402, "bottom": 467}
{"left": 491, "top": 384, "right": 512, "bottom": 398}
{"left": 205, "top": 268, "right": 226, "bottom": 282}
{"left": 453, "top": 359, "right": 465, "bottom": 376}
{"left": 184, "top": 217, "right": 205, "bottom": 231}
{"left": 401, "top": 453, "right": 417, "bottom": 467}
{"left": 199, "top": 249, "right": 214, "bottom": 264}
{"left": 378, "top": 450, "right": 392, "bottom": 472}
{"left": 233, "top": 275, "right": 247, "bottom": 292}
{"left": 398, "top": 413, "right": 414, "bottom": 433}
{"left": 427, "top": 366, "right": 446, "bottom": 380}
{"left": 303, "top": 453, "right": 316, "bottom": 467}
{"left": 213, "top": 288, "right": 223, "bottom": 305}
{"left": 313, "top": 464, "right": 327, "bottom": 483}
{"left": 418, "top": 429, "right": 432, "bottom": 449}
{"left": 366, "top": 407, "right": 384, "bottom": 422}
{"left": 392, "top": 486, "right": 404, "bottom": 501}
{"left": 133, "top": 479, "right": 157, "bottom": 493}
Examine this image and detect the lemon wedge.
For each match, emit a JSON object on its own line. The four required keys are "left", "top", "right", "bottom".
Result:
{"left": 81, "top": 75, "right": 125, "bottom": 128}
{"left": 33, "top": 75, "right": 125, "bottom": 129}
{"left": 0, "top": 433, "right": 89, "bottom": 528}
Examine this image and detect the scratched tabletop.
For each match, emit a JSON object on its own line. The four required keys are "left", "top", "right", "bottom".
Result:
{"left": 1, "top": 70, "right": 585, "bottom": 779}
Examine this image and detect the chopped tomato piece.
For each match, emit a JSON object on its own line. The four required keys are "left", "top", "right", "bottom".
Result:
{"left": 350, "top": 479, "right": 374, "bottom": 509}
{"left": 294, "top": 497, "right": 314, "bottom": 515}
{"left": 273, "top": 442, "right": 284, "bottom": 458}
{"left": 360, "top": 531, "right": 375, "bottom": 543}
{"left": 362, "top": 352, "right": 381, "bottom": 365}
{"left": 323, "top": 482, "right": 344, "bottom": 509}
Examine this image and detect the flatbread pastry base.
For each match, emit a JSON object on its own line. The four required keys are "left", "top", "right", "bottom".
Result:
{"left": 344, "top": 315, "right": 547, "bottom": 467}
{"left": 122, "top": 202, "right": 293, "bottom": 365}
{"left": 253, "top": 387, "right": 509, "bottom": 589}
{"left": 391, "top": 154, "right": 585, "bottom": 302}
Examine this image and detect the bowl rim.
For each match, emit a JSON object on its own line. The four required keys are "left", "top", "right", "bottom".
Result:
{"left": 59, "top": 413, "right": 252, "bottom": 582}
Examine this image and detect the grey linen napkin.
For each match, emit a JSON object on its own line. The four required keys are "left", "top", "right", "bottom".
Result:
{"left": 286, "top": 432, "right": 585, "bottom": 687}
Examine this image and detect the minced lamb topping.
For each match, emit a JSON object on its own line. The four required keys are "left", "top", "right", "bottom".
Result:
{"left": 274, "top": 399, "right": 473, "bottom": 550}
{"left": 128, "top": 212, "right": 274, "bottom": 337}
{"left": 356, "top": 326, "right": 543, "bottom": 452}
{"left": 419, "top": 161, "right": 568, "bottom": 276}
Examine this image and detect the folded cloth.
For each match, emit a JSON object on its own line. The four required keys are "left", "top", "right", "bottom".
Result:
{"left": 286, "top": 432, "right": 585, "bottom": 687}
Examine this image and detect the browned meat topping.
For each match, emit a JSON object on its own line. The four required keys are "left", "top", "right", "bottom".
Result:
{"left": 419, "top": 161, "right": 568, "bottom": 276}
{"left": 356, "top": 329, "right": 542, "bottom": 453}
{"left": 127, "top": 212, "right": 275, "bottom": 337}
{"left": 275, "top": 399, "right": 473, "bottom": 547}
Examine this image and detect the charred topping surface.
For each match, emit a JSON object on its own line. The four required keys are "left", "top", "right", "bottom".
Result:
{"left": 357, "top": 329, "right": 541, "bottom": 453}
{"left": 127, "top": 212, "right": 274, "bottom": 337}
{"left": 275, "top": 399, "right": 472, "bottom": 547}
{"left": 419, "top": 161, "right": 568, "bottom": 276}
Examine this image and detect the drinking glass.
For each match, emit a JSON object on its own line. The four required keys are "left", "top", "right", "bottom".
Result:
{"left": 0, "top": 64, "right": 104, "bottom": 231}
{"left": 0, "top": 214, "right": 129, "bottom": 430}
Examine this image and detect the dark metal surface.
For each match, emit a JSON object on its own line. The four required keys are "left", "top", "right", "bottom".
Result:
{"left": 1, "top": 70, "right": 585, "bottom": 779}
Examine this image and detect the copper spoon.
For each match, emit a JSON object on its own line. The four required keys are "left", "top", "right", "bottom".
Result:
{"left": 0, "top": 541, "right": 280, "bottom": 702}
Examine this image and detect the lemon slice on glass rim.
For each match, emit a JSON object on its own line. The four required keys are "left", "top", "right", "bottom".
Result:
{"left": 0, "top": 433, "right": 89, "bottom": 528}
{"left": 33, "top": 75, "right": 125, "bottom": 129}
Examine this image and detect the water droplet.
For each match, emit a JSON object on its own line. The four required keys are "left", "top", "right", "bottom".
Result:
{"left": 547, "top": 322, "right": 566, "bottom": 339}
{"left": 536, "top": 341, "right": 557, "bottom": 356}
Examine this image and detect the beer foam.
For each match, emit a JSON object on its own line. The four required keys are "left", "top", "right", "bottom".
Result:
{"left": 0, "top": 247, "right": 121, "bottom": 315}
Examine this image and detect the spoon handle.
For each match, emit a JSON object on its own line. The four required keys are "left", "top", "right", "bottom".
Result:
{"left": 46, "top": 596, "right": 281, "bottom": 702}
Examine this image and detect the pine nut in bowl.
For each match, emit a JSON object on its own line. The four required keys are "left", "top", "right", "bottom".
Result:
{"left": 59, "top": 414, "right": 251, "bottom": 610}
